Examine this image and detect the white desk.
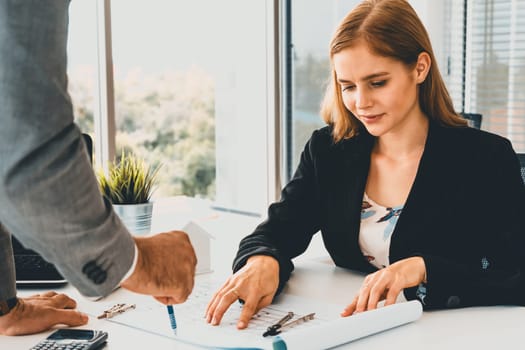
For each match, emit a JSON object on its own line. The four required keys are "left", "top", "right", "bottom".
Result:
{"left": 2, "top": 198, "right": 523, "bottom": 349}
{"left": 281, "top": 260, "right": 523, "bottom": 349}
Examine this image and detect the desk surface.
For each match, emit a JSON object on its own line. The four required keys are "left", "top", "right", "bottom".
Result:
{"left": 2, "top": 198, "right": 522, "bottom": 349}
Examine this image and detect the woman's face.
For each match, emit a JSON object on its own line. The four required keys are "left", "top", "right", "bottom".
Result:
{"left": 333, "top": 43, "right": 428, "bottom": 137}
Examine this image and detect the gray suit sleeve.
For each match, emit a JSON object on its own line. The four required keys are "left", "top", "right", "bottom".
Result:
{"left": 0, "top": 0, "right": 135, "bottom": 297}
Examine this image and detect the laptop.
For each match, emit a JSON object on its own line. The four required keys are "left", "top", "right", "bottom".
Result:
{"left": 14, "top": 133, "right": 93, "bottom": 287}
{"left": 13, "top": 236, "right": 68, "bottom": 287}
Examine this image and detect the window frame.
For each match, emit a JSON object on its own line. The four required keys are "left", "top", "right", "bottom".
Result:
{"left": 85, "top": 0, "right": 283, "bottom": 213}
{"left": 94, "top": 0, "right": 116, "bottom": 170}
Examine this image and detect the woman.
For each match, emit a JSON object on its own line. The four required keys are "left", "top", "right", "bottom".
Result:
{"left": 206, "top": 0, "right": 525, "bottom": 329}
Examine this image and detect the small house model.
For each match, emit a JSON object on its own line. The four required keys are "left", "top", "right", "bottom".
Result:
{"left": 182, "top": 220, "right": 214, "bottom": 274}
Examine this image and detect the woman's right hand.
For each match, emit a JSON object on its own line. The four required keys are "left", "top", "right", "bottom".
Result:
{"left": 205, "top": 255, "right": 279, "bottom": 329}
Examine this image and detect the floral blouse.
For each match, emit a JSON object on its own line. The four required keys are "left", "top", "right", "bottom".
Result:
{"left": 359, "top": 193, "right": 403, "bottom": 269}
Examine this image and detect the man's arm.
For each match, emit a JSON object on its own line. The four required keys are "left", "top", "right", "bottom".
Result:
{"left": 0, "top": 0, "right": 134, "bottom": 297}
{"left": 0, "top": 4, "right": 196, "bottom": 336}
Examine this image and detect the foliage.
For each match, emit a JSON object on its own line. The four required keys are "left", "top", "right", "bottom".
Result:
{"left": 69, "top": 66, "right": 216, "bottom": 200}
{"left": 113, "top": 67, "right": 215, "bottom": 199}
{"left": 97, "top": 152, "right": 161, "bottom": 204}
{"left": 70, "top": 57, "right": 330, "bottom": 200}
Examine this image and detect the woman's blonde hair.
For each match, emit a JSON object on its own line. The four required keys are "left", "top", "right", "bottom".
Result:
{"left": 321, "top": 0, "right": 467, "bottom": 142}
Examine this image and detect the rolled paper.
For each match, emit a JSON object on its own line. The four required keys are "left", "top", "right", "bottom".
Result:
{"left": 274, "top": 300, "right": 422, "bottom": 350}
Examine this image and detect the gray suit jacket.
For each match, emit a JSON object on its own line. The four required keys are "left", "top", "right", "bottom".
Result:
{"left": 0, "top": 0, "right": 134, "bottom": 300}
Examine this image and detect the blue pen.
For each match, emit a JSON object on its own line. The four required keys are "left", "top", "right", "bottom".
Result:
{"left": 166, "top": 305, "right": 177, "bottom": 335}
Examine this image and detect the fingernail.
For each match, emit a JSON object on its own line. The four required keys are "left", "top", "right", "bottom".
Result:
{"left": 237, "top": 321, "right": 246, "bottom": 329}
{"left": 212, "top": 317, "right": 218, "bottom": 325}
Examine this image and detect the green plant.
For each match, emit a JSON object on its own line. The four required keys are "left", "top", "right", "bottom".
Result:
{"left": 97, "top": 152, "right": 161, "bottom": 204}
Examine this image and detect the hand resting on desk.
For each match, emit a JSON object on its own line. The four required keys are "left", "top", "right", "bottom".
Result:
{"left": 0, "top": 291, "right": 88, "bottom": 336}
{"left": 206, "top": 255, "right": 279, "bottom": 329}
{"left": 205, "top": 254, "right": 425, "bottom": 330}
{"left": 341, "top": 256, "right": 426, "bottom": 316}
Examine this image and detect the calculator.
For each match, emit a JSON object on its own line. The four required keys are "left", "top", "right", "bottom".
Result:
{"left": 31, "top": 329, "right": 108, "bottom": 350}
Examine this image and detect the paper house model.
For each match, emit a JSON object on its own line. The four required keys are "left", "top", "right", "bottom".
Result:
{"left": 182, "top": 220, "right": 214, "bottom": 274}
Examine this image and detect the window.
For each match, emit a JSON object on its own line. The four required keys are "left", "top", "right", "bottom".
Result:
{"left": 110, "top": 1, "right": 217, "bottom": 199}
{"left": 465, "top": 0, "right": 525, "bottom": 151}
{"left": 68, "top": 1, "right": 523, "bottom": 214}
{"left": 443, "top": 0, "right": 525, "bottom": 152}
{"left": 286, "top": 1, "right": 361, "bottom": 178}
{"left": 68, "top": 0, "right": 278, "bottom": 215}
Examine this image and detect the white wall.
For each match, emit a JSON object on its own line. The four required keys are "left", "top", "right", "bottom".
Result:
{"left": 214, "top": 0, "right": 273, "bottom": 215}
{"left": 409, "top": 0, "right": 447, "bottom": 74}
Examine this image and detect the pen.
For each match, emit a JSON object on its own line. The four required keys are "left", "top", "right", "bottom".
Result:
{"left": 167, "top": 305, "right": 177, "bottom": 335}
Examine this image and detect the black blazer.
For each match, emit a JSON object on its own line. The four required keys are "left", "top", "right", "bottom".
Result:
{"left": 233, "top": 122, "right": 525, "bottom": 309}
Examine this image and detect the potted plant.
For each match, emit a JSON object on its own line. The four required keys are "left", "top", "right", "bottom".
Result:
{"left": 97, "top": 151, "right": 161, "bottom": 235}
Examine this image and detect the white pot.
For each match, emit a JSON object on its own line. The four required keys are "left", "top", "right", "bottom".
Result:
{"left": 113, "top": 202, "right": 153, "bottom": 235}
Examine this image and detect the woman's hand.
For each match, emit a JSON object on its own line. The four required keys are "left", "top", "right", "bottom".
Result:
{"left": 341, "top": 256, "right": 426, "bottom": 316}
{"left": 205, "top": 255, "right": 279, "bottom": 329}
{"left": 0, "top": 291, "right": 88, "bottom": 336}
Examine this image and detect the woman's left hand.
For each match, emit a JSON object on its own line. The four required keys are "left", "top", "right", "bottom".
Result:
{"left": 341, "top": 256, "right": 426, "bottom": 316}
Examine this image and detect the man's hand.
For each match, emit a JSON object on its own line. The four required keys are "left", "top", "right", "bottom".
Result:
{"left": 121, "top": 230, "right": 197, "bottom": 305}
{"left": 0, "top": 292, "right": 88, "bottom": 336}
{"left": 205, "top": 255, "right": 279, "bottom": 329}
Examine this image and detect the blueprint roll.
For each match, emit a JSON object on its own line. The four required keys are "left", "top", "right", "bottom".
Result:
{"left": 273, "top": 300, "right": 423, "bottom": 350}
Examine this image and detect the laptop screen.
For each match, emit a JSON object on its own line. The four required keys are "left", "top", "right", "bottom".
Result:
{"left": 11, "top": 235, "right": 35, "bottom": 254}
